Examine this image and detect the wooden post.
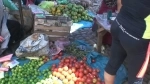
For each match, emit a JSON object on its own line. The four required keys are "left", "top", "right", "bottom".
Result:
{"left": 18, "top": 0, "right": 24, "bottom": 26}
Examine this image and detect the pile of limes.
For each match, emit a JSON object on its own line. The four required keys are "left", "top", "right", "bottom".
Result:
{"left": 0, "top": 59, "right": 51, "bottom": 84}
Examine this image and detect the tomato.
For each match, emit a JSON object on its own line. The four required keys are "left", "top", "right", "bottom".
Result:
{"left": 83, "top": 70, "right": 88, "bottom": 74}
{"left": 80, "top": 65, "right": 84, "bottom": 68}
{"left": 58, "top": 52, "right": 63, "bottom": 56}
{"left": 79, "top": 60, "right": 84, "bottom": 64}
{"left": 82, "top": 77, "right": 86, "bottom": 82}
{"left": 68, "top": 64, "right": 72, "bottom": 68}
{"left": 72, "top": 67, "right": 76, "bottom": 72}
{"left": 96, "top": 81, "right": 101, "bottom": 84}
{"left": 97, "top": 78, "right": 101, "bottom": 81}
{"left": 75, "top": 81, "right": 79, "bottom": 84}
{"left": 75, "top": 63, "right": 80, "bottom": 69}
{"left": 65, "top": 58, "right": 70, "bottom": 63}
{"left": 88, "top": 68, "right": 92, "bottom": 72}
{"left": 78, "top": 82, "right": 84, "bottom": 84}
{"left": 79, "top": 69, "right": 84, "bottom": 72}
{"left": 79, "top": 72, "right": 84, "bottom": 77}
{"left": 54, "top": 68, "right": 58, "bottom": 72}
{"left": 92, "top": 71, "right": 97, "bottom": 76}
{"left": 86, "top": 78, "right": 92, "bottom": 83}
{"left": 75, "top": 72, "right": 79, "bottom": 77}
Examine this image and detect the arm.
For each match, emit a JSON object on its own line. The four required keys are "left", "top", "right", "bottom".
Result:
{"left": 117, "top": 0, "right": 122, "bottom": 13}
{"left": 0, "top": 36, "right": 4, "bottom": 42}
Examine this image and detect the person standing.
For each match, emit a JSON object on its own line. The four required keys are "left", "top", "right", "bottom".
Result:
{"left": 104, "top": 0, "right": 150, "bottom": 84}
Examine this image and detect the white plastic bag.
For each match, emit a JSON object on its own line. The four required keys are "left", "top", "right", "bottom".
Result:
{"left": 15, "top": 33, "right": 50, "bottom": 57}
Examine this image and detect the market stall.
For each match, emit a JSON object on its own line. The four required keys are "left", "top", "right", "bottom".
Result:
{"left": 0, "top": 0, "right": 128, "bottom": 84}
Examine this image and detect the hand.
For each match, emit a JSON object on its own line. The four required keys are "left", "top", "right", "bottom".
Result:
{"left": 0, "top": 36, "right": 4, "bottom": 42}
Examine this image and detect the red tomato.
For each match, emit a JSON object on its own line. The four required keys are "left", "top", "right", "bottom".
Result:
{"left": 58, "top": 52, "right": 63, "bottom": 56}
{"left": 79, "top": 69, "right": 84, "bottom": 72}
{"left": 79, "top": 72, "right": 84, "bottom": 77}
{"left": 80, "top": 65, "right": 84, "bottom": 68}
{"left": 86, "top": 78, "right": 92, "bottom": 83}
{"left": 75, "top": 72, "right": 79, "bottom": 77}
{"left": 75, "top": 63, "right": 80, "bottom": 69}
{"left": 92, "top": 71, "right": 97, "bottom": 76}
{"left": 79, "top": 60, "right": 84, "bottom": 64}
{"left": 72, "top": 67, "right": 76, "bottom": 72}
{"left": 83, "top": 70, "right": 88, "bottom": 74}
{"left": 65, "top": 58, "right": 70, "bottom": 63}
{"left": 96, "top": 81, "right": 101, "bottom": 84}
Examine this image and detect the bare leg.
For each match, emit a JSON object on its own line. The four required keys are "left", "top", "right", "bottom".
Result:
{"left": 104, "top": 71, "right": 115, "bottom": 84}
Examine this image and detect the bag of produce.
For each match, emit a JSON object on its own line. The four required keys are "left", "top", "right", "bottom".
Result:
{"left": 15, "top": 33, "right": 50, "bottom": 57}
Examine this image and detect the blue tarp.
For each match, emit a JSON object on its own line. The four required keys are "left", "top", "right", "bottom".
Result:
{"left": 70, "top": 11, "right": 95, "bottom": 33}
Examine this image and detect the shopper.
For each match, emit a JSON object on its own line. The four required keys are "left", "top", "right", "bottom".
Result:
{"left": 92, "top": 0, "right": 118, "bottom": 45}
{"left": 104, "top": 0, "right": 150, "bottom": 84}
{"left": 0, "top": 0, "right": 24, "bottom": 56}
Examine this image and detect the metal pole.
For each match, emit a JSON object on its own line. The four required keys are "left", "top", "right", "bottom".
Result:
{"left": 18, "top": 0, "right": 24, "bottom": 26}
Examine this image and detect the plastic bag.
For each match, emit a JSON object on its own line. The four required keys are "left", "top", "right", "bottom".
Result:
{"left": 15, "top": 33, "right": 50, "bottom": 57}
{"left": 2, "top": 0, "right": 18, "bottom": 10}
{"left": 87, "top": 52, "right": 127, "bottom": 84}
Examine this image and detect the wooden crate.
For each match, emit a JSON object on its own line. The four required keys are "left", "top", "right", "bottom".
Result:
{"left": 34, "top": 15, "right": 72, "bottom": 41}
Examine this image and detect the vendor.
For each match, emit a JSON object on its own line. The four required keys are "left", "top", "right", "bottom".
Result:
{"left": 92, "top": 0, "right": 122, "bottom": 45}
{"left": 0, "top": 0, "right": 24, "bottom": 56}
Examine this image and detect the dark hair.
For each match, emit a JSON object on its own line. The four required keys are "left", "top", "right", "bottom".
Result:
{"left": 103, "top": 0, "right": 117, "bottom": 8}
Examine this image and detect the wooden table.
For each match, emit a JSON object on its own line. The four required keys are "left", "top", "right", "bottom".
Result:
{"left": 95, "top": 15, "right": 111, "bottom": 53}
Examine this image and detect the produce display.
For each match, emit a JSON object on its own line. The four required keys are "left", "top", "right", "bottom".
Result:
{"left": 49, "top": 5, "right": 66, "bottom": 16}
{"left": 0, "top": 56, "right": 50, "bottom": 84}
{"left": 65, "top": 44, "right": 87, "bottom": 59}
{"left": 36, "top": 75, "right": 63, "bottom": 84}
{"left": 51, "top": 56, "right": 103, "bottom": 84}
{"left": 46, "top": 3, "right": 93, "bottom": 23}
{"left": 64, "top": 3, "right": 93, "bottom": 22}
{"left": 0, "top": 44, "right": 103, "bottom": 84}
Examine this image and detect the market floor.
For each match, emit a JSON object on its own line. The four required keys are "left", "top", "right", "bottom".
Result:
{"left": 68, "top": 28, "right": 150, "bottom": 84}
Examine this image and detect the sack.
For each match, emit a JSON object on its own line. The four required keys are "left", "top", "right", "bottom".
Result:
{"left": 15, "top": 33, "right": 50, "bottom": 57}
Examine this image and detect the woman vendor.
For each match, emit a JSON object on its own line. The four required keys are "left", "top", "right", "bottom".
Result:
{"left": 92, "top": 0, "right": 122, "bottom": 45}
{"left": 0, "top": 0, "right": 24, "bottom": 56}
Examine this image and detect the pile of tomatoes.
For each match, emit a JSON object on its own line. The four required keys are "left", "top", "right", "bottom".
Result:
{"left": 51, "top": 56, "right": 104, "bottom": 84}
